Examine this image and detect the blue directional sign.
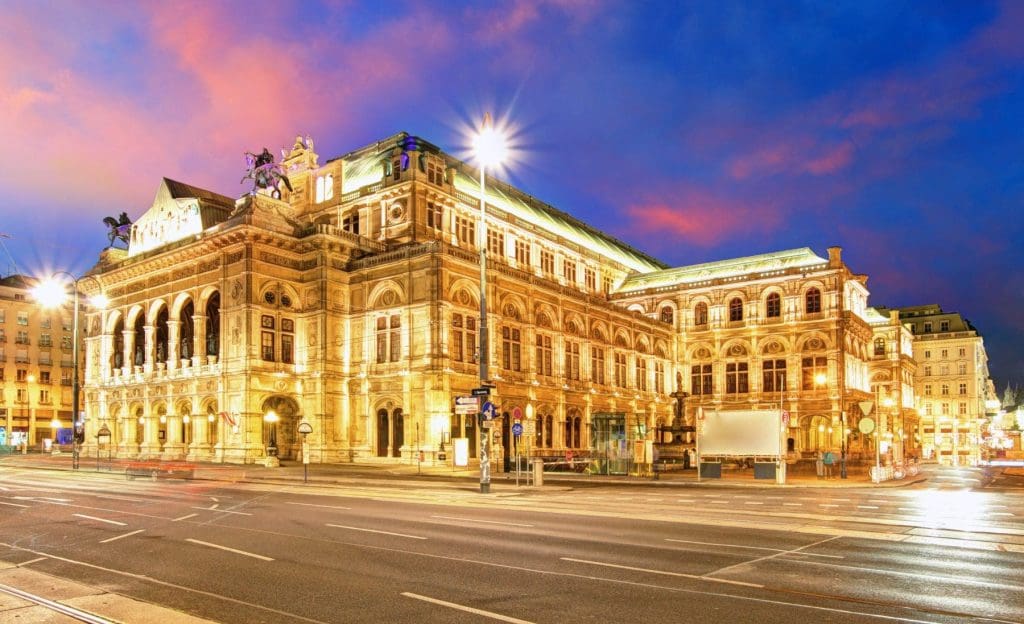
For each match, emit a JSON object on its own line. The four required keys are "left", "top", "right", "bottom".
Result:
{"left": 481, "top": 401, "right": 497, "bottom": 420}
{"left": 512, "top": 422, "right": 523, "bottom": 436}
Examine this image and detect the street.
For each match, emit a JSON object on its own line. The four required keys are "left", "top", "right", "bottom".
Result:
{"left": 0, "top": 464, "right": 1022, "bottom": 623}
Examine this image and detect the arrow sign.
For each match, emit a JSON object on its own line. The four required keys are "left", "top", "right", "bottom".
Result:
{"left": 481, "top": 401, "right": 497, "bottom": 420}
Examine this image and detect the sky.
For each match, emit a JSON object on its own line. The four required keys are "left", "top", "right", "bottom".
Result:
{"left": 1, "top": 1, "right": 1021, "bottom": 387}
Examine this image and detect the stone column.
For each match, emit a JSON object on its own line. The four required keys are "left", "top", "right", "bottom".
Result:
{"left": 143, "top": 326, "right": 156, "bottom": 373}
{"left": 162, "top": 414, "right": 186, "bottom": 459}
{"left": 192, "top": 315, "right": 207, "bottom": 367}
{"left": 122, "top": 329, "right": 135, "bottom": 376}
{"left": 166, "top": 320, "right": 181, "bottom": 371}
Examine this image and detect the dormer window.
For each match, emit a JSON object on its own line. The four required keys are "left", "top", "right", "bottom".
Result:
{"left": 315, "top": 174, "right": 334, "bottom": 203}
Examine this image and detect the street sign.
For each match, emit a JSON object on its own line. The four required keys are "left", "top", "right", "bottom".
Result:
{"left": 512, "top": 423, "right": 523, "bottom": 436}
{"left": 455, "top": 396, "right": 479, "bottom": 415}
{"left": 524, "top": 420, "right": 535, "bottom": 436}
{"left": 297, "top": 421, "right": 313, "bottom": 436}
{"left": 481, "top": 401, "right": 497, "bottom": 420}
{"left": 471, "top": 387, "right": 491, "bottom": 397}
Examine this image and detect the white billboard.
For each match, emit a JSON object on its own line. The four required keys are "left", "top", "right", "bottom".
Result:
{"left": 699, "top": 409, "right": 782, "bottom": 456}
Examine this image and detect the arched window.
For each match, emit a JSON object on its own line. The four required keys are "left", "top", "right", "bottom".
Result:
{"left": 729, "top": 298, "right": 743, "bottom": 322}
{"left": 805, "top": 288, "right": 821, "bottom": 314}
{"left": 180, "top": 301, "right": 194, "bottom": 360}
{"left": 694, "top": 302, "right": 708, "bottom": 326}
{"left": 766, "top": 292, "right": 781, "bottom": 318}
{"left": 132, "top": 315, "right": 145, "bottom": 366}
{"left": 874, "top": 337, "right": 885, "bottom": 356}
{"left": 155, "top": 308, "right": 169, "bottom": 363}
{"left": 660, "top": 306, "right": 674, "bottom": 324}
{"left": 112, "top": 318, "right": 124, "bottom": 370}
{"left": 206, "top": 292, "right": 220, "bottom": 357}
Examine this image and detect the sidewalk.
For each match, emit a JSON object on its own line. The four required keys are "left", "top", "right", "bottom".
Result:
{"left": 0, "top": 452, "right": 926, "bottom": 489}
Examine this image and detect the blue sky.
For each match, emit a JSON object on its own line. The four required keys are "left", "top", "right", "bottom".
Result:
{"left": 1, "top": 0, "right": 1021, "bottom": 386}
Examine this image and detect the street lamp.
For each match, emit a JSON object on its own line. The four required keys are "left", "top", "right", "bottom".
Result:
{"left": 264, "top": 410, "right": 279, "bottom": 457}
{"left": 33, "top": 273, "right": 106, "bottom": 470}
{"left": 472, "top": 113, "right": 507, "bottom": 495}
{"left": 50, "top": 418, "right": 61, "bottom": 454}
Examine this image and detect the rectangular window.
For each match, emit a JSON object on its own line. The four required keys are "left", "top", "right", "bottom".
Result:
{"left": 40, "top": 371, "right": 50, "bottom": 384}
{"left": 487, "top": 230, "right": 504, "bottom": 257}
{"left": 425, "top": 202, "right": 443, "bottom": 231}
{"left": 15, "top": 331, "right": 29, "bottom": 345}
{"left": 924, "top": 366, "right": 932, "bottom": 376}
{"left": 455, "top": 216, "right": 475, "bottom": 247}
{"left": 427, "top": 162, "right": 445, "bottom": 186}
{"left": 940, "top": 320, "right": 949, "bottom": 332}
{"left": 40, "top": 317, "right": 51, "bottom": 329}
{"left": 801, "top": 356, "right": 828, "bottom": 390}
{"left": 392, "top": 159, "right": 401, "bottom": 181}
{"left": 602, "top": 275, "right": 613, "bottom": 294}
{"left": 726, "top": 362, "right": 749, "bottom": 394}
{"left": 924, "top": 403, "right": 933, "bottom": 416}
{"left": 691, "top": 364, "right": 712, "bottom": 395}
{"left": 924, "top": 350, "right": 931, "bottom": 359}
{"left": 342, "top": 214, "right": 360, "bottom": 235}
{"left": 940, "top": 349, "right": 948, "bottom": 359}
{"left": 61, "top": 335, "right": 72, "bottom": 350}
{"left": 281, "top": 322, "right": 294, "bottom": 364}
{"left": 563, "top": 259, "right": 577, "bottom": 284}
{"left": 635, "top": 358, "right": 648, "bottom": 391}
{"left": 565, "top": 341, "right": 580, "bottom": 381}
{"left": 958, "top": 363, "right": 967, "bottom": 375}
{"left": 540, "top": 250, "right": 554, "bottom": 276}
{"left": 958, "top": 347, "right": 966, "bottom": 358}
{"left": 315, "top": 174, "right": 334, "bottom": 203}
{"left": 959, "top": 383, "right": 967, "bottom": 395}
{"left": 40, "top": 389, "right": 49, "bottom": 403}
{"left": 536, "top": 334, "right": 552, "bottom": 376}
{"left": 514, "top": 240, "right": 530, "bottom": 266}
{"left": 941, "top": 384, "right": 949, "bottom": 396}
{"left": 16, "top": 389, "right": 27, "bottom": 403}
{"left": 502, "top": 327, "right": 521, "bottom": 371}
{"left": 39, "top": 334, "right": 52, "bottom": 348}
{"left": 376, "top": 317, "right": 387, "bottom": 363}
{"left": 654, "top": 362, "right": 665, "bottom": 394}
{"left": 16, "top": 369, "right": 27, "bottom": 382}
{"left": 17, "top": 312, "right": 27, "bottom": 326}
{"left": 591, "top": 347, "right": 605, "bottom": 384}
{"left": 959, "top": 402, "right": 967, "bottom": 415}
{"left": 389, "top": 315, "right": 401, "bottom": 362}
{"left": 923, "top": 322, "right": 932, "bottom": 333}
{"left": 261, "top": 331, "right": 275, "bottom": 361}
{"left": 941, "top": 403, "right": 949, "bottom": 415}
{"left": 924, "top": 384, "right": 932, "bottom": 396}
{"left": 762, "top": 359, "right": 786, "bottom": 393}
{"left": 452, "top": 314, "right": 464, "bottom": 362}
{"left": 584, "top": 268, "right": 596, "bottom": 291}
{"left": 0, "top": 329, "right": 4, "bottom": 343}
{"left": 614, "top": 352, "right": 627, "bottom": 387}
{"left": 39, "top": 352, "right": 51, "bottom": 365}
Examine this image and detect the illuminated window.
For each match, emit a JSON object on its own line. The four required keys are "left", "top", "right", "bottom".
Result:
{"left": 16, "top": 369, "right": 27, "bottom": 382}
{"left": 17, "top": 312, "right": 27, "bottom": 326}
{"left": 874, "top": 338, "right": 885, "bottom": 356}
{"left": 941, "top": 403, "right": 949, "bottom": 415}
{"left": 455, "top": 216, "right": 475, "bottom": 247}
{"left": 261, "top": 331, "right": 275, "bottom": 362}
{"left": 584, "top": 268, "right": 596, "bottom": 291}
{"left": 614, "top": 352, "right": 627, "bottom": 387}
{"left": 502, "top": 326, "right": 521, "bottom": 371}
{"left": 694, "top": 302, "right": 708, "bottom": 326}
{"left": 762, "top": 359, "right": 786, "bottom": 393}
{"left": 563, "top": 259, "right": 577, "bottom": 284}
{"left": 660, "top": 307, "right": 674, "bottom": 324}
{"left": 375, "top": 315, "right": 401, "bottom": 363}
{"left": 766, "top": 292, "right": 781, "bottom": 318}
{"left": 691, "top": 364, "right": 712, "bottom": 395}
{"left": 801, "top": 356, "right": 827, "bottom": 390}
{"left": 451, "top": 314, "right": 476, "bottom": 363}
{"left": 426, "top": 202, "right": 443, "bottom": 231}
{"left": 636, "top": 358, "right": 648, "bottom": 391}
{"left": 487, "top": 229, "right": 504, "bottom": 257}
{"left": 602, "top": 275, "right": 613, "bottom": 294}
{"left": 729, "top": 298, "right": 743, "bottom": 322}
{"left": 540, "top": 250, "right": 554, "bottom": 276}
{"left": 535, "top": 334, "right": 552, "bottom": 376}
{"left": 281, "top": 319, "right": 294, "bottom": 364}
{"left": 591, "top": 346, "right": 605, "bottom": 384}
{"left": 515, "top": 240, "right": 530, "bottom": 266}
{"left": 805, "top": 288, "right": 821, "bottom": 314}
{"left": 725, "top": 362, "right": 748, "bottom": 394}
{"left": 565, "top": 340, "right": 580, "bottom": 381}
{"left": 924, "top": 403, "right": 932, "bottom": 416}
{"left": 959, "top": 383, "right": 967, "bottom": 395}
{"left": 392, "top": 158, "right": 401, "bottom": 181}
{"left": 315, "top": 174, "right": 334, "bottom": 203}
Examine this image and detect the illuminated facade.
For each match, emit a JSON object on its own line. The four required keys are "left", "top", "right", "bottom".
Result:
{"left": 0, "top": 275, "right": 82, "bottom": 447}
{"left": 865, "top": 308, "right": 919, "bottom": 463}
{"left": 877, "top": 305, "right": 992, "bottom": 466}
{"left": 614, "top": 247, "right": 875, "bottom": 458}
{"left": 79, "top": 134, "right": 677, "bottom": 465}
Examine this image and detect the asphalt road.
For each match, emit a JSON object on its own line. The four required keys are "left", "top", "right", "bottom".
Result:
{"left": 0, "top": 465, "right": 1022, "bottom": 624}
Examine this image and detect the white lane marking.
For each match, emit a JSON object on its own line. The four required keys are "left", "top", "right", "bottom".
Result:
{"left": 744, "top": 502, "right": 764, "bottom": 505}
{"left": 100, "top": 529, "right": 145, "bottom": 544}
{"left": 705, "top": 536, "right": 840, "bottom": 578}
{"left": 18, "top": 557, "right": 46, "bottom": 566}
{"left": 782, "top": 503, "right": 802, "bottom": 507}
{"left": 868, "top": 500, "right": 888, "bottom": 504}
{"left": 326, "top": 523, "right": 426, "bottom": 540}
{"left": 562, "top": 557, "right": 763, "bottom": 588}
{"left": 211, "top": 497, "right": 219, "bottom": 502}
{"left": 820, "top": 504, "right": 839, "bottom": 508}
{"left": 172, "top": 513, "right": 198, "bottom": 522}
{"left": 992, "top": 512, "right": 1015, "bottom": 517}
{"left": 402, "top": 592, "right": 535, "bottom": 624}
{"left": 185, "top": 538, "right": 273, "bottom": 561}
{"left": 710, "top": 500, "right": 729, "bottom": 504}
{"left": 192, "top": 506, "right": 251, "bottom": 515}
{"left": 665, "top": 538, "right": 843, "bottom": 558}
{"left": 92, "top": 494, "right": 146, "bottom": 503}
{"left": 676, "top": 499, "right": 695, "bottom": 503}
{"left": 0, "top": 501, "right": 29, "bottom": 508}
{"left": 287, "top": 502, "right": 352, "bottom": 511}
{"left": 73, "top": 513, "right": 127, "bottom": 526}
{"left": 858, "top": 506, "right": 879, "bottom": 510}
{"left": 431, "top": 515, "right": 534, "bottom": 527}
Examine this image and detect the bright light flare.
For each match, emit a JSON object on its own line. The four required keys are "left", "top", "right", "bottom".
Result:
{"left": 472, "top": 113, "right": 508, "bottom": 168}
{"left": 32, "top": 278, "right": 70, "bottom": 308}
{"left": 90, "top": 293, "right": 109, "bottom": 309}
{"left": 814, "top": 373, "right": 827, "bottom": 386}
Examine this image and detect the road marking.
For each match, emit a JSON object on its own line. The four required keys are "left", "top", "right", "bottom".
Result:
{"left": 710, "top": 500, "right": 729, "bottom": 504}
{"left": 18, "top": 557, "right": 46, "bottom": 566}
{"left": 402, "top": 592, "right": 534, "bottom": 624}
{"left": 782, "top": 503, "right": 802, "bottom": 507}
{"left": 100, "top": 529, "right": 145, "bottom": 544}
{"left": 665, "top": 538, "right": 843, "bottom": 558}
{"left": 326, "top": 523, "right": 426, "bottom": 540}
{"left": 172, "top": 513, "right": 198, "bottom": 522}
{"left": 91, "top": 494, "right": 146, "bottom": 503}
{"left": 705, "top": 536, "right": 840, "bottom": 578}
{"left": 287, "top": 502, "right": 352, "bottom": 511}
{"left": 73, "top": 513, "right": 127, "bottom": 526}
{"left": 562, "top": 557, "right": 763, "bottom": 588}
{"left": 858, "top": 505, "right": 879, "bottom": 509}
{"left": 431, "top": 515, "right": 534, "bottom": 527}
{"left": 820, "top": 504, "right": 839, "bottom": 508}
{"left": 744, "top": 502, "right": 764, "bottom": 505}
{"left": 0, "top": 501, "right": 29, "bottom": 508}
{"left": 0, "top": 582, "right": 113, "bottom": 624}
{"left": 192, "top": 506, "right": 251, "bottom": 515}
{"left": 992, "top": 512, "right": 1015, "bottom": 517}
{"left": 185, "top": 538, "right": 273, "bottom": 561}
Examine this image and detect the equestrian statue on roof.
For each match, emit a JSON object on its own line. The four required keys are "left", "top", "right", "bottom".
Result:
{"left": 242, "top": 147, "right": 293, "bottom": 199}
{"left": 102, "top": 211, "right": 132, "bottom": 248}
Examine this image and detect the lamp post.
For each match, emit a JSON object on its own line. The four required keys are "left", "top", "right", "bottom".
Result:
{"left": 264, "top": 410, "right": 279, "bottom": 457}
{"left": 472, "top": 113, "right": 507, "bottom": 495}
{"left": 33, "top": 273, "right": 107, "bottom": 470}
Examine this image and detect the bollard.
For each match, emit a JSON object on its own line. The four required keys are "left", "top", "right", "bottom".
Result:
{"left": 532, "top": 458, "right": 544, "bottom": 486}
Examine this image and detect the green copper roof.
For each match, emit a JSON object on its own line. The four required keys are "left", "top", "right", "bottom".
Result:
{"left": 617, "top": 247, "right": 829, "bottom": 293}
{"left": 864, "top": 307, "right": 890, "bottom": 324}
{"left": 336, "top": 133, "right": 666, "bottom": 274}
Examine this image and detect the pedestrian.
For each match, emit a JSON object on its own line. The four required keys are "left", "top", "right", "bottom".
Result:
{"left": 816, "top": 450, "right": 824, "bottom": 479}
{"left": 823, "top": 449, "right": 835, "bottom": 479}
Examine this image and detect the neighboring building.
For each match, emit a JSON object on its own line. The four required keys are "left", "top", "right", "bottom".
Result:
{"left": 865, "top": 307, "right": 919, "bottom": 463}
{"left": 614, "top": 246, "right": 875, "bottom": 459}
{"left": 80, "top": 134, "right": 676, "bottom": 468}
{"left": 876, "top": 305, "right": 991, "bottom": 465}
{"left": 0, "top": 275, "right": 82, "bottom": 447}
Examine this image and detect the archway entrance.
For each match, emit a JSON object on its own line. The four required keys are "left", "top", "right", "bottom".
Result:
{"left": 375, "top": 407, "right": 404, "bottom": 458}
{"left": 261, "top": 396, "right": 300, "bottom": 460}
